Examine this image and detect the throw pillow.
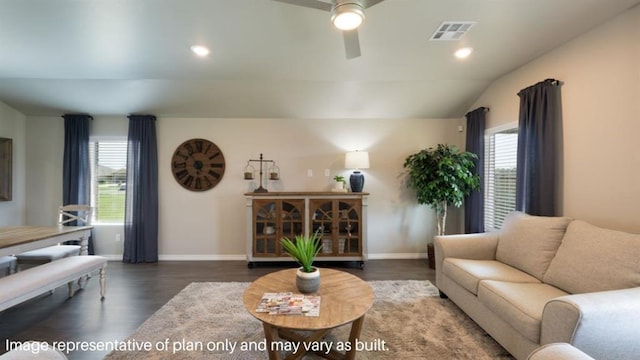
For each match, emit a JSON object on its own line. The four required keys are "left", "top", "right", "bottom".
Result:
{"left": 496, "top": 211, "right": 573, "bottom": 280}
{"left": 543, "top": 220, "right": 640, "bottom": 294}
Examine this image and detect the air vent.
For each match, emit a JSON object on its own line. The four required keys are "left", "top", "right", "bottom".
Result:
{"left": 430, "top": 21, "right": 476, "bottom": 41}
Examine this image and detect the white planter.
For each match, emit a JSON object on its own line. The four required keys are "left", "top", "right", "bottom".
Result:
{"left": 296, "top": 267, "right": 320, "bottom": 293}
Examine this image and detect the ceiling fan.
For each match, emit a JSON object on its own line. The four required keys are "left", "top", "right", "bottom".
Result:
{"left": 272, "top": 0, "right": 386, "bottom": 59}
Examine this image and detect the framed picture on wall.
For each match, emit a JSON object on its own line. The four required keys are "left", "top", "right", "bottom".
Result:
{"left": 0, "top": 137, "right": 12, "bottom": 201}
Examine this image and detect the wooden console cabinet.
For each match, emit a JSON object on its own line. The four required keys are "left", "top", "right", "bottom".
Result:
{"left": 245, "top": 192, "right": 368, "bottom": 268}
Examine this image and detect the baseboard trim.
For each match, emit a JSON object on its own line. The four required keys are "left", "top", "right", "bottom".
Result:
{"left": 159, "top": 254, "right": 246, "bottom": 261}
{"left": 99, "top": 253, "right": 427, "bottom": 261}
{"left": 367, "top": 253, "right": 427, "bottom": 260}
{"left": 101, "top": 254, "right": 125, "bottom": 261}
{"left": 97, "top": 254, "right": 247, "bottom": 261}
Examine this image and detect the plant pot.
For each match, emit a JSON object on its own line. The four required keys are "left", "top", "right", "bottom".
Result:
{"left": 427, "top": 243, "right": 435, "bottom": 270}
{"left": 296, "top": 267, "right": 320, "bottom": 293}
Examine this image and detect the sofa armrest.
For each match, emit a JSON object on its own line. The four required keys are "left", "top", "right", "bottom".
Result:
{"left": 434, "top": 232, "right": 499, "bottom": 287}
{"left": 527, "top": 343, "right": 594, "bottom": 360}
{"left": 434, "top": 232, "right": 499, "bottom": 263}
{"left": 541, "top": 287, "right": 640, "bottom": 360}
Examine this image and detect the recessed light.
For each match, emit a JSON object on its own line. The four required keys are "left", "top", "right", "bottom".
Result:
{"left": 455, "top": 47, "right": 473, "bottom": 59}
{"left": 190, "top": 45, "right": 210, "bottom": 57}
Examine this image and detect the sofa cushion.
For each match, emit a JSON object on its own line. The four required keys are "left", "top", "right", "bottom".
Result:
{"left": 478, "top": 280, "right": 569, "bottom": 343}
{"left": 442, "top": 258, "right": 540, "bottom": 295}
{"left": 543, "top": 220, "right": 640, "bottom": 294}
{"left": 496, "top": 212, "right": 573, "bottom": 280}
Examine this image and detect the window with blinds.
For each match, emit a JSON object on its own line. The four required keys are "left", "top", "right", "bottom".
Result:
{"left": 89, "top": 140, "right": 127, "bottom": 224}
{"left": 484, "top": 126, "right": 518, "bottom": 230}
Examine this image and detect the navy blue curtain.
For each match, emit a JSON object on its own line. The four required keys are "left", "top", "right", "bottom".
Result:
{"left": 516, "top": 79, "right": 561, "bottom": 216}
{"left": 123, "top": 115, "right": 159, "bottom": 263}
{"left": 62, "top": 114, "right": 94, "bottom": 254}
{"left": 464, "top": 107, "right": 487, "bottom": 233}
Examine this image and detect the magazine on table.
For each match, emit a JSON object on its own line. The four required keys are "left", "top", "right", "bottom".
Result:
{"left": 255, "top": 292, "right": 321, "bottom": 316}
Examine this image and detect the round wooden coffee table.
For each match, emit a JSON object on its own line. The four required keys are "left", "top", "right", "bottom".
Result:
{"left": 243, "top": 268, "right": 374, "bottom": 360}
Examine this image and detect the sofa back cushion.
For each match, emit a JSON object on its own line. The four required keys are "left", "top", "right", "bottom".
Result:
{"left": 496, "top": 212, "right": 573, "bottom": 280}
{"left": 543, "top": 220, "right": 640, "bottom": 294}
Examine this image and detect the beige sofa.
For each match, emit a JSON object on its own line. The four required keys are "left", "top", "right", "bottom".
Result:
{"left": 435, "top": 211, "right": 640, "bottom": 360}
{"left": 527, "top": 343, "right": 594, "bottom": 360}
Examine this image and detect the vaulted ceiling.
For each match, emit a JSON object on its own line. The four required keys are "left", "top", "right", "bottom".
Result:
{"left": 0, "top": 0, "right": 638, "bottom": 119}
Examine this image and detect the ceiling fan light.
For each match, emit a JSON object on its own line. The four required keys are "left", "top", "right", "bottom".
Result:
{"left": 331, "top": 3, "right": 365, "bottom": 31}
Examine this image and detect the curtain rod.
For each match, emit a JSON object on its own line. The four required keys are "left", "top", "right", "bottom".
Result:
{"left": 517, "top": 78, "right": 562, "bottom": 96}
{"left": 465, "top": 107, "right": 489, "bottom": 117}
{"left": 61, "top": 114, "right": 93, "bottom": 120}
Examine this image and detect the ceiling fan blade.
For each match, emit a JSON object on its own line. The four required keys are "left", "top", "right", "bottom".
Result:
{"left": 363, "top": 0, "right": 386, "bottom": 9}
{"left": 271, "top": 0, "right": 332, "bottom": 12}
{"left": 343, "top": 29, "right": 361, "bottom": 59}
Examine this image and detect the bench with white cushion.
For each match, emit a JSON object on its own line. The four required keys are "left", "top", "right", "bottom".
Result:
{"left": 15, "top": 205, "right": 92, "bottom": 268}
{"left": 0, "top": 255, "right": 17, "bottom": 275}
{"left": 0, "top": 256, "right": 106, "bottom": 312}
{"left": 15, "top": 245, "right": 81, "bottom": 267}
{"left": 0, "top": 341, "right": 68, "bottom": 359}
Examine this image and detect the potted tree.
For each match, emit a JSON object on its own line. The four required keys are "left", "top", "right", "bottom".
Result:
{"left": 280, "top": 230, "right": 323, "bottom": 293}
{"left": 403, "top": 144, "right": 480, "bottom": 268}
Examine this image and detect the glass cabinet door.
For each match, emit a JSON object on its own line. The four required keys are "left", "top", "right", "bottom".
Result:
{"left": 253, "top": 199, "right": 304, "bottom": 257}
{"left": 309, "top": 199, "right": 361, "bottom": 256}
{"left": 310, "top": 200, "right": 333, "bottom": 255}
{"left": 280, "top": 200, "right": 304, "bottom": 241}
{"left": 336, "top": 200, "right": 361, "bottom": 255}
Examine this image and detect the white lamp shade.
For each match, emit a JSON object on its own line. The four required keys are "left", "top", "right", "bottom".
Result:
{"left": 345, "top": 151, "right": 370, "bottom": 169}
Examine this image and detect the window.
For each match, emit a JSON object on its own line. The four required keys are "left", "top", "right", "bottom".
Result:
{"left": 484, "top": 125, "right": 518, "bottom": 230}
{"left": 89, "top": 140, "right": 127, "bottom": 224}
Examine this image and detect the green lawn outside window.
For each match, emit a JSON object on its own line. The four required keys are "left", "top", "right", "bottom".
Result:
{"left": 96, "top": 184, "right": 125, "bottom": 223}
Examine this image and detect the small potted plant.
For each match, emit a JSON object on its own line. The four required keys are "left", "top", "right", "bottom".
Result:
{"left": 280, "top": 230, "right": 322, "bottom": 293}
{"left": 332, "top": 175, "right": 346, "bottom": 191}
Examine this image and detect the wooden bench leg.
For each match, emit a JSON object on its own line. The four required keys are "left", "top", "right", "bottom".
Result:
{"left": 99, "top": 267, "right": 106, "bottom": 300}
{"left": 78, "top": 275, "right": 89, "bottom": 289}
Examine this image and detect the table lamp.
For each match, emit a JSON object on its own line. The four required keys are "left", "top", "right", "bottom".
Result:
{"left": 344, "top": 151, "right": 369, "bottom": 192}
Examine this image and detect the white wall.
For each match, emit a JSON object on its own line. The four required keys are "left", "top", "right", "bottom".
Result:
{"left": 24, "top": 115, "right": 464, "bottom": 259}
{"left": 0, "top": 101, "right": 26, "bottom": 226}
{"left": 24, "top": 116, "right": 64, "bottom": 226}
{"left": 471, "top": 5, "right": 640, "bottom": 233}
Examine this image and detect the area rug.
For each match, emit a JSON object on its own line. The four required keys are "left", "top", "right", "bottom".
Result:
{"left": 104, "top": 281, "right": 513, "bottom": 359}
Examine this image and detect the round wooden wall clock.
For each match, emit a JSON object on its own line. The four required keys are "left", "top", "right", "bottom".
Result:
{"left": 171, "top": 138, "right": 225, "bottom": 191}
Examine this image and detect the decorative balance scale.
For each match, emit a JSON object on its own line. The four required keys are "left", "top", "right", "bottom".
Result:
{"left": 244, "top": 153, "right": 280, "bottom": 193}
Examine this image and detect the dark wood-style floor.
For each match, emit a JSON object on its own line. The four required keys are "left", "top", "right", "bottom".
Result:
{"left": 0, "top": 259, "right": 434, "bottom": 359}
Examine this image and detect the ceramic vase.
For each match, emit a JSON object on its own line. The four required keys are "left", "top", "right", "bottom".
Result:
{"left": 350, "top": 171, "right": 364, "bottom": 192}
